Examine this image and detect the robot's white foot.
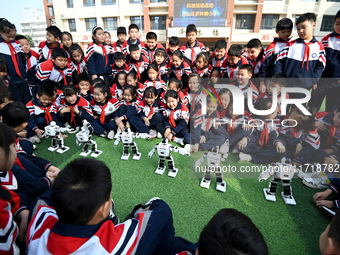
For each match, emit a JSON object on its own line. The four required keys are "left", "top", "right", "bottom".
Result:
{"left": 79, "top": 151, "right": 91, "bottom": 157}
{"left": 57, "top": 146, "right": 70, "bottom": 154}
{"left": 91, "top": 150, "right": 103, "bottom": 158}
{"left": 200, "top": 178, "right": 211, "bottom": 189}
{"left": 155, "top": 167, "right": 166, "bottom": 175}
{"left": 216, "top": 181, "right": 226, "bottom": 193}
{"left": 221, "top": 153, "right": 229, "bottom": 162}
{"left": 132, "top": 152, "right": 141, "bottom": 160}
{"left": 263, "top": 188, "right": 276, "bottom": 202}
{"left": 48, "top": 146, "right": 58, "bottom": 152}
{"left": 121, "top": 153, "right": 130, "bottom": 160}
{"left": 168, "top": 168, "right": 178, "bottom": 178}
{"left": 281, "top": 192, "right": 296, "bottom": 206}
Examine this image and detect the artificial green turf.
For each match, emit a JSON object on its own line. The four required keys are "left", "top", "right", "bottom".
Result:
{"left": 35, "top": 133, "right": 330, "bottom": 255}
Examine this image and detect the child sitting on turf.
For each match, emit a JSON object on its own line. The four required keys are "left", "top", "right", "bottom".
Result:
{"left": 319, "top": 212, "right": 340, "bottom": 255}
{"left": 163, "top": 90, "right": 190, "bottom": 145}
{"left": 126, "top": 71, "right": 144, "bottom": 101}
{"left": 153, "top": 48, "right": 168, "bottom": 82}
{"left": 211, "top": 39, "right": 227, "bottom": 68}
{"left": 129, "top": 86, "right": 165, "bottom": 139}
{"left": 160, "top": 78, "right": 188, "bottom": 107}
{"left": 111, "top": 71, "right": 127, "bottom": 100}
{"left": 192, "top": 52, "right": 212, "bottom": 78}
{"left": 143, "top": 63, "right": 167, "bottom": 97}
{"left": 91, "top": 81, "right": 121, "bottom": 139}
{"left": 26, "top": 83, "right": 62, "bottom": 141}
{"left": 238, "top": 98, "right": 286, "bottom": 164}
{"left": 221, "top": 44, "right": 249, "bottom": 83}
{"left": 27, "top": 158, "right": 190, "bottom": 254}
{"left": 111, "top": 52, "right": 129, "bottom": 84}
{"left": 74, "top": 72, "right": 93, "bottom": 102}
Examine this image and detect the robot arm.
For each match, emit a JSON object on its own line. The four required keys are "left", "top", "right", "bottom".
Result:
{"left": 194, "top": 153, "right": 208, "bottom": 168}
{"left": 114, "top": 136, "right": 121, "bottom": 147}
{"left": 148, "top": 144, "right": 158, "bottom": 158}
{"left": 134, "top": 132, "right": 151, "bottom": 139}
{"left": 172, "top": 146, "right": 190, "bottom": 157}
{"left": 259, "top": 165, "right": 275, "bottom": 182}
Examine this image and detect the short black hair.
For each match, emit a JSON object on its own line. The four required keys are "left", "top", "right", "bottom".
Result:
{"left": 69, "top": 44, "right": 84, "bottom": 58}
{"left": 117, "top": 26, "right": 127, "bottom": 35}
{"left": 2, "top": 102, "right": 29, "bottom": 128}
{"left": 104, "top": 31, "right": 110, "bottom": 36}
{"left": 198, "top": 208, "right": 268, "bottom": 255}
{"left": 0, "top": 57, "right": 7, "bottom": 72}
{"left": 328, "top": 212, "right": 340, "bottom": 248}
{"left": 127, "top": 70, "right": 137, "bottom": 80}
{"left": 296, "top": 12, "right": 316, "bottom": 26}
{"left": 63, "top": 85, "right": 78, "bottom": 97}
{"left": 0, "top": 77, "right": 11, "bottom": 104}
{"left": 129, "top": 24, "right": 139, "bottom": 31}
{"left": 169, "top": 36, "right": 180, "bottom": 46}
{"left": 117, "top": 70, "right": 127, "bottom": 79}
{"left": 0, "top": 21, "right": 16, "bottom": 34}
{"left": 51, "top": 47, "right": 68, "bottom": 59}
{"left": 154, "top": 48, "right": 167, "bottom": 59}
{"left": 335, "top": 10, "right": 340, "bottom": 21}
{"left": 37, "top": 82, "right": 56, "bottom": 98}
{"left": 239, "top": 64, "right": 253, "bottom": 74}
{"left": 114, "top": 52, "right": 125, "bottom": 60}
{"left": 228, "top": 44, "right": 243, "bottom": 57}
{"left": 15, "top": 34, "right": 27, "bottom": 41}
{"left": 0, "top": 123, "right": 16, "bottom": 158}
{"left": 129, "top": 44, "right": 140, "bottom": 53}
{"left": 172, "top": 50, "right": 183, "bottom": 60}
{"left": 168, "top": 78, "right": 183, "bottom": 90}
{"left": 147, "top": 62, "right": 159, "bottom": 73}
{"left": 93, "top": 80, "right": 112, "bottom": 99}
{"left": 146, "top": 31, "right": 157, "bottom": 40}
{"left": 196, "top": 52, "right": 209, "bottom": 64}
{"left": 74, "top": 72, "right": 92, "bottom": 86}
{"left": 165, "top": 90, "right": 179, "bottom": 101}
{"left": 276, "top": 18, "right": 293, "bottom": 31}
{"left": 247, "top": 38, "right": 262, "bottom": 49}
{"left": 186, "top": 24, "right": 197, "bottom": 35}
{"left": 124, "top": 84, "right": 137, "bottom": 97}
{"left": 61, "top": 31, "right": 73, "bottom": 41}
{"left": 215, "top": 39, "right": 227, "bottom": 50}
{"left": 46, "top": 25, "right": 62, "bottom": 40}
{"left": 270, "top": 73, "right": 288, "bottom": 87}
{"left": 144, "top": 86, "right": 157, "bottom": 98}
{"left": 52, "top": 158, "right": 112, "bottom": 225}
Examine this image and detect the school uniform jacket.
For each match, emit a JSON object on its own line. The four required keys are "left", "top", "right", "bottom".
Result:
{"left": 247, "top": 118, "right": 281, "bottom": 148}
{"left": 128, "top": 55, "right": 149, "bottom": 81}
{"left": 143, "top": 78, "right": 166, "bottom": 96}
{"left": 211, "top": 51, "right": 227, "bottom": 68}
{"left": 315, "top": 111, "right": 340, "bottom": 150}
{"left": 167, "top": 61, "right": 192, "bottom": 79}
{"left": 26, "top": 98, "right": 59, "bottom": 131}
{"left": 160, "top": 90, "right": 188, "bottom": 106}
{"left": 321, "top": 32, "right": 340, "bottom": 78}
{"left": 192, "top": 110, "right": 223, "bottom": 141}
{"left": 38, "top": 41, "right": 61, "bottom": 63}
{"left": 221, "top": 111, "right": 250, "bottom": 136}
{"left": 243, "top": 48, "right": 264, "bottom": 77}
{"left": 0, "top": 37, "right": 27, "bottom": 84}
{"left": 274, "top": 37, "right": 326, "bottom": 89}
{"left": 180, "top": 40, "right": 206, "bottom": 64}
{"left": 233, "top": 80, "right": 259, "bottom": 102}
{"left": 59, "top": 96, "right": 94, "bottom": 125}
{"left": 157, "top": 61, "right": 169, "bottom": 82}
{"left": 70, "top": 57, "right": 88, "bottom": 77}
{"left": 165, "top": 48, "right": 173, "bottom": 64}
{"left": 257, "top": 91, "right": 289, "bottom": 115}
{"left": 192, "top": 63, "right": 212, "bottom": 78}
{"left": 136, "top": 99, "right": 163, "bottom": 119}
{"left": 183, "top": 88, "right": 206, "bottom": 116}
{"left": 146, "top": 42, "right": 164, "bottom": 63}
{"left": 90, "top": 98, "right": 122, "bottom": 124}
{"left": 259, "top": 38, "right": 291, "bottom": 79}
{"left": 122, "top": 38, "right": 148, "bottom": 59}
{"left": 280, "top": 126, "right": 320, "bottom": 150}
{"left": 86, "top": 42, "right": 114, "bottom": 76}
{"left": 111, "top": 63, "right": 129, "bottom": 80}
{"left": 163, "top": 102, "right": 189, "bottom": 135}
{"left": 221, "top": 56, "right": 249, "bottom": 82}
{"left": 112, "top": 40, "right": 124, "bottom": 52}
{"left": 120, "top": 98, "right": 140, "bottom": 120}
{"left": 26, "top": 50, "right": 39, "bottom": 71}
{"left": 111, "top": 83, "right": 124, "bottom": 99}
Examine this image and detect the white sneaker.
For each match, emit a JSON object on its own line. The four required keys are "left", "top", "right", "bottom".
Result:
{"left": 157, "top": 132, "right": 163, "bottom": 138}
{"left": 173, "top": 137, "right": 184, "bottom": 146}
{"left": 239, "top": 152, "right": 252, "bottom": 162}
{"left": 219, "top": 140, "right": 229, "bottom": 154}
{"left": 28, "top": 135, "right": 41, "bottom": 144}
{"left": 232, "top": 147, "right": 240, "bottom": 154}
{"left": 107, "top": 130, "right": 115, "bottom": 140}
{"left": 302, "top": 171, "right": 332, "bottom": 190}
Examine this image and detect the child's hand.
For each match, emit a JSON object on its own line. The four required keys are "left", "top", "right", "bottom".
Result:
{"left": 18, "top": 209, "right": 29, "bottom": 242}
{"left": 46, "top": 166, "right": 60, "bottom": 183}
{"left": 166, "top": 133, "right": 173, "bottom": 141}
{"left": 313, "top": 189, "right": 332, "bottom": 203}
{"left": 238, "top": 137, "right": 248, "bottom": 151}
{"left": 259, "top": 81, "right": 266, "bottom": 93}
{"left": 315, "top": 199, "right": 334, "bottom": 209}
{"left": 17, "top": 130, "right": 27, "bottom": 138}
{"left": 80, "top": 89, "right": 88, "bottom": 95}
{"left": 200, "top": 136, "right": 206, "bottom": 144}
{"left": 118, "top": 95, "right": 123, "bottom": 100}
{"left": 92, "top": 74, "right": 98, "bottom": 80}
{"left": 118, "top": 122, "right": 125, "bottom": 131}
{"left": 73, "top": 106, "right": 80, "bottom": 114}
{"left": 35, "top": 129, "right": 44, "bottom": 138}
{"left": 313, "top": 84, "right": 318, "bottom": 90}
{"left": 164, "top": 128, "right": 171, "bottom": 138}
{"left": 315, "top": 120, "right": 326, "bottom": 131}
{"left": 294, "top": 143, "right": 302, "bottom": 156}
{"left": 192, "top": 143, "right": 199, "bottom": 153}
{"left": 143, "top": 117, "right": 150, "bottom": 126}
{"left": 59, "top": 132, "right": 68, "bottom": 138}
{"left": 276, "top": 141, "right": 286, "bottom": 154}
{"left": 115, "top": 117, "right": 124, "bottom": 125}
{"left": 60, "top": 106, "right": 71, "bottom": 114}
{"left": 243, "top": 124, "right": 251, "bottom": 131}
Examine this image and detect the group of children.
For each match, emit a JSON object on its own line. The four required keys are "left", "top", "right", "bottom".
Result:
{"left": 1, "top": 9, "right": 340, "bottom": 254}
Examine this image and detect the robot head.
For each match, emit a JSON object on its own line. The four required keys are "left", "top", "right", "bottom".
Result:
{"left": 50, "top": 121, "right": 56, "bottom": 127}
{"left": 211, "top": 146, "right": 220, "bottom": 153}
{"left": 82, "top": 119, "right": 89, "bottom": 125}
{"left": 161, "top": 138, "right": 168, "bottom": 144}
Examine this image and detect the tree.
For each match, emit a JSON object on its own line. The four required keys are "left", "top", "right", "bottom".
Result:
{"left": 24, "top": 34, "right": 34, "bottom": 47}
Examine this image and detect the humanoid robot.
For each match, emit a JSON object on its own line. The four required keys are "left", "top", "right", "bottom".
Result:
{"left": 114, "top": 128, "right": 150, "bottom": 160}
{"left": 259, "top": 157, "right": 297, "bottom": 205}
{"left": 194, "top": 146, "right": 227, "bottom": 192}
{"left": 44, "top": 121, "right": 69, "bottom": 154}
{"left": 148, "top": 138, "right": 190, "bottom": 178}
{"left": 76, "top": 120, "right": 102, "bottom": 158}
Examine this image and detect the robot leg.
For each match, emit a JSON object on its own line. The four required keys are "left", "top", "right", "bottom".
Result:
{"left": 121, "top": 144, "right": 130, "bottom": 160}
{"left": 79, "top": 142, "right": 91, "bottom": 157}
{"left": 263, "top": 177, "right": 280, "bottom": 202}
{"left": 131, "top": 142, "right": 141, "bottom": 160}
{"left": 167, "top": 155, "right": 178, "bottom": 178}
{"left": 281, "top": 179, "right": 296, "bottom": 205}
{"left": 200, "top": 167, "right": 211, "bottom": 189}
{"left": 216, "top": 167, "right": 226, "bottom": 193}
{"left": 90, "top": 140, "right": 102, "bottom": 158}
{"left": 155, "top": 156, "right": 166, "bottom": 175}
{"left": 56, "top": 137, "right": 69, "bottom": 154}
{"left": 48, "top": 138, "right": 58, "bottom": 152}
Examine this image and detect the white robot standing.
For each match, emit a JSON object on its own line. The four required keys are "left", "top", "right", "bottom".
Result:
{"left": 44, "top": 121, "right": 70, "bottom": 154}
{"left": 114, "top": 128, "right": 150, "bottom": 160}
{"left": 148, "top": 138, "right": 190, "bottom": 178}
{"left": 194, "top": 146, "right": 227, "bottom": 192}
{"left": 76, "top": 120, "right": 102, "bottom": 158}
{"left": 259, "top": 157, "right": 297, "bottom": 205}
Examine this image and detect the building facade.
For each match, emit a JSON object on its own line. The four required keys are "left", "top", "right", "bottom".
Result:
{"left": 43, "top": 0, "right": 340, "bottom": 50}
{"left": 20, "top": 8, "right": 47, "bottom": 47}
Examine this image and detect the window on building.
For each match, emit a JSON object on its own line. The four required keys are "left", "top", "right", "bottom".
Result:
{"left": 47, "top": 0, "right": 53, "bottom": 3}
{"left": 235, "top": 14, "right": 255, "bottom": 29}
{"left": 130, "top": 0, "right": 144, "bottom": 3}
{"left": 321, "top": 15, "right": 335, "bottom": 31}
{"left": 102, "top": 0, "right": 116, "bottom": 4}
{"left": 48, "top": 6, "right": 54, "bottom": 16}
{"left": 85, "top": 18, "right": 97, "bottom": 31}
{"left": 50, "top": 19, "right": 56, "bottom": 26}
{"left": 150, "top": 0, "right": 166, "bottom": 2}
{"left": 260, "top": 14, "right": 279, "bottom": 29}
{"left": 68, "top": 19, "right": 76, "bottom": 32}
{"left": 103, "top": 17, "right": 118, "bottom": 30}
{"left": 130, "top": 16, "right": 144, "bottom": 30}
{"left": 67, "top": 0, "right": 73, "bottom": 8}
{"left": 327, "top": 0, "right": 340, "bottom": 2}
{"left": 83, "top": 0, "right": 95, "bottom": 7}
{"left": 150, "top": 16, "right": 166, "bottom": 30}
